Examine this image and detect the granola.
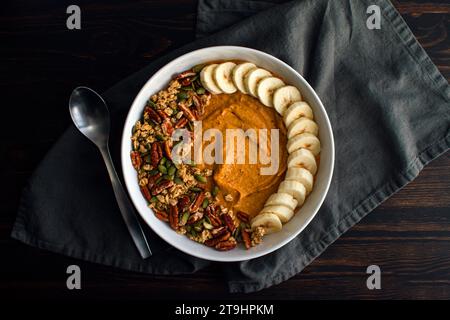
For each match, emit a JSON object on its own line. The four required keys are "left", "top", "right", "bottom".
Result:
{"left": 130, "top": 64, "right": 260, "bottom": 251}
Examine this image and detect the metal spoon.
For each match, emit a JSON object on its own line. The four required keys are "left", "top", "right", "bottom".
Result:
{"left": 69, "top": 86, "right": 152, "bottom": 259}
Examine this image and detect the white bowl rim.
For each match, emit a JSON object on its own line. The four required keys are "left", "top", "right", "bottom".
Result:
{"left": 120, "top": 45, "right": 335, "bottom": 262}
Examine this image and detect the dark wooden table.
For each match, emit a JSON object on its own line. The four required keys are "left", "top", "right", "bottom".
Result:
{"left": 1, "top": 0, "right": 449, "bottom": 300}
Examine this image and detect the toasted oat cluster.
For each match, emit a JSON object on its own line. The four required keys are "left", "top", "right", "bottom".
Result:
{"left": 130, "top": 65, "right": 258, "bottom": 251}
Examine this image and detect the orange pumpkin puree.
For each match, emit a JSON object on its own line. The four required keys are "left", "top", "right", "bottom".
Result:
{"left": 197, "top": 92, "right": 287, "bottom": 218}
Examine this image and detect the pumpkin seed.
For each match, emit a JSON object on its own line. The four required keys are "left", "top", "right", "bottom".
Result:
{"left": 194, "top": 174, "right": 207, "bottom": 183}
{"left": 192, "top": 64, "right": 205, "bottom": 73}
{"left": 196, "top": 87, "right": 205, "bottom": 95}
{"left": 174, "top": 177, "right": 184, "bottom": 185}
{"left": 158, "top": 165, "right": 167, "bottom": 174}
{"left": 212, "top": 185, "right": 220, "bottom": 197}
{"left": 181, "top": 212, "right": 190, "bottom": 225}
{"left": 177, "top": 92, "right": 189, "bottom": 100}
{"left": 167, "top": 165, "right": 176, "bottom": 176}
{"left": 203, "top": 221, "right": 213, "bottom": 230}
{"left": 201, "top": 198, "right": 209, "bottom": 209}
{"left": 148, "top": 100, "right": 157, "bottom": 108}
{"left": 190, "top": 187, "right": 202, "bottom": 192}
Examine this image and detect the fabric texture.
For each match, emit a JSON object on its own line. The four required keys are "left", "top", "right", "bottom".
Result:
{"left": 12, "top": 0, "right": 450, "bottom": 293}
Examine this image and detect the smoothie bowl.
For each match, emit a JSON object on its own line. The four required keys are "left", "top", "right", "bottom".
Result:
{"left": 121, "top": 46, "right": 334, "bottom": 262}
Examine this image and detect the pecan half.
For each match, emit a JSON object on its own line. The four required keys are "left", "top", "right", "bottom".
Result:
{"left": 161, "top": 119, "right": 174, "bottom": 136}
{"left": 163, "top": 140, "right": 172, "bottom": 160}
{"left": 175, "top": 71, "right": 196, "bottom": 80}
{"left": 145, "top": 107, "right": 162, "bottom": 123}
{"left": 174, "top": 117, "right": 188, "bottom": 129}
{"left": 241, "top": 228, "right": 252, "bottom": 249}
{"left": 190, "top": 192, "right": 205, "bottom": 212}
{"left": 178, "top": 195, "right": 191, "bottom": 212}
{"left": 236, "top": 211, "right": 250, "bottom": 223}
{"left": 147, "top": 172, "right": 162, "bottom": 189}
{"left": 222, "top": 213, "right": 236, "bottom": 233}
{"left": 215, "top": 238, "right": 237, "bottom": 251}
{"left": 192, "top": 94, "right": 204, "bottom": 116}
{"left": 205, "top": 205, "right": 222, "bottom": 227}
{"left": 210, "top": 226, "right": 228, "bottom": 238}
{"left": 204, "top": 231, "right": 231, "bottom": 247}
{"left": 187, "top": 211, "right": 203, "bottom": 225}
{"left": 140, "top": 185, "right": 152, "bottom": 202}
{"left": 178, "top": 103, "right": 197, "bottom": 122}
{"left": 169, "top": 204, "right": 179, "bottom": 230}
{"left": 150, "top": 143, "right": 163, "bottom": 166}
{"left": 151, "top": 180, "right": 174, "bottom": 196}
{"left": 130, "top": 151, "right": 142, "bottom": 170}
{"left": 154, "top": 210, "right": 169, "bottom": 222}
{"left": 180, "top": 77, "right": 191, "bottom": 86}
{"left": 157, "top": 109, "right": 170, "bottom": 121}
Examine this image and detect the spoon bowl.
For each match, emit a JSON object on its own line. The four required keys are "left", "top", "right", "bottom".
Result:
{"left": 69, "top": 86, "right": 110, "bottom": 146}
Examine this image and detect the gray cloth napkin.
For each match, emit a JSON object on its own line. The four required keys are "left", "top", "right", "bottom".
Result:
{"left": 12, "top": 0, "right": 450, "bottom": 293}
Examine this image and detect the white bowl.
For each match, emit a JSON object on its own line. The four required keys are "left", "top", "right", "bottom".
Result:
{"left": 121, "top": 46, "right": 334, "bottom": 262}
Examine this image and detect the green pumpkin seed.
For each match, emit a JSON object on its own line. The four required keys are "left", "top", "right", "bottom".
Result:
{"left": 148, "top": 100, "right": 157, "bottom": 108}
{"left": 203, "top": 221, "right": 213, "bottom": 230}
{"left": 155, "top": 134, "right": 164, "bottom": 141}
{"left": 167, "top": 166, "right": 176, "bottom": 176}
{"left": 196, "top": 87, "right": 206, "bottom": 95}
{"left": 174, "top": 177, "right": 184, "bottom": 185}
{"left": 150, "top": 196, "right": 158, "bottom": 203}
{"left": 212, "top": 185, "right": 220, "bottom": 197}
{"left": 158, "top": 165, "right": 167, "bottom": 174}
{"left": 190, "top": 187, "right": 202, "bottom": 192}
{"left": 181, "top": 212, "right": 190, "bottom": 225}
{"left": 202, "top": 198, "right": 209, "bottom": 209}
{"left": 194, "top": 174, "right": 207, "bottom": 183}
{"left": 192, "top": 64, "right": 205, "bottom": 73}
{"left": 177, "top": 92, "right": 189, "bottom": 100}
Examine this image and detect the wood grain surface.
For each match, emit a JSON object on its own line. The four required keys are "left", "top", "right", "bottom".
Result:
{"left": 0, "top": 0, "right": 449, "bottom": 300}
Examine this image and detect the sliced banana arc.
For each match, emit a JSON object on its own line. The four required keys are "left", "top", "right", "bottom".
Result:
{"left": 284, "top": 101, "right": 314, "bottom": 127}
{"left": 260, "top": 205, "right": 294, "bottom": 223}
{"left": 214, "top": 62, "right": 237, "bottom": 94}
{"left": 287, "top": 132, "right": 321, "bottom": 155}
{"left": 256, "top": 77, "right": 285, "bottom": 107}
{"left": 273, "top": 85, "right": 302, "bottom": 116}
{"left": 251, "top": 212, "right": 282, "bottom": 234}
{"left": 200, "top": 64, "right": 223, "bottom": 94}
{"left": 245, "top": 68, "right": 272, "bottom": 97}
{"left": 287, "top": 148, "right": 317, "bottom": 175}
{"left": 287, "top": 117, "right": 319, "bottom": 138}
{"left": 232, "top": 63, "right": 256, "bottom": 94}
{"left": 285, "top": 167, "right": 314, "bottom": 194}
{"left": 278, "top": 180, "right": 306, "bottom": 206}
{"left": 265, "top": 192, "right": 298, "bottom": 211}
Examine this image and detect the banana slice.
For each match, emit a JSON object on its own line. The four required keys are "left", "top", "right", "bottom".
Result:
{"left": 200, "top": 64, "right": 223, "bottom": 94}
{"left": 214, "top": 62, "right": 237, "bottom": 94}
{"left": 285, "top": 167, "right": 314, "bottom": 194}
{"left": 278, "top": 180, "right": 306, "bottom": 205}
{"left": 232, "top": 63, "right": 256, "bottom": 94}
{"left": 287, "top": 117, "right": 319, "bottom": 138}
{"left": 256, "top": 77, "right": 285, "bottom": 107}
{"left": 287, "top": 148, "right": 317, "bottom": 175}
{"left": 273, "top": 85, "right": 302, "bottom": 116}
{"left": 287, "top": 132, "right": 321, "bottom": 155}
{"left": 245, "top": 68, "right": 271, "bottom": 97}
{"left": 283, "top": 101, "right": 314, "bottom": 127}
{"left": 251, "top": 212, "right": 282, "bottom": 234}
{"left": 265, "top": 192, "right": 298, "bottom": 211}
{"left": 260, "top": 205, "right": 294, "bottom": 223}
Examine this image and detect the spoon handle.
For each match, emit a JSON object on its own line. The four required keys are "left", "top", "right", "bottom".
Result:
{"left": 99, "top": 145, "right": 152, "bottom": 259}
